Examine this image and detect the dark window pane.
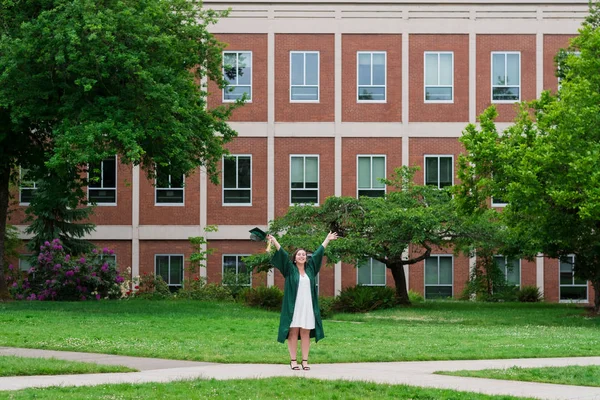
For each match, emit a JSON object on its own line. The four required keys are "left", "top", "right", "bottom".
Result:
{"left": 102, "top": 158, "right": 116, "bottom": 188}
{"left": 425, "top": 157, "right": 438, "bottom": 186}
{"left": 223, "top": 158, "right": 237, "bottom": 189}
{"left": 291, "top": 190, "right": 318, "bottom": 204}
{"left": 492, "top": 87, "right": 520, "bottom": 101}
{"left": 238, "top": 157, "right": 251, "bottom": 189}
{"left": 169, "top": 256, "right": 183, "bottom": 285}
{"left": 223, "top": 190, "right": 251, "bottom": 204}
{"left": 425, "top": 87, "right": 452, "bottom": 101}
{"left": 88, "top": 163, "right": 102, "bottom": 188}
{"left": 156, "top": 167, "right": 170, "bottom": 188}
{"left": 20, "top": 189, "right": 36, "bottom": 204}
{"left": 560, "top": 286, "right": 587, "bottom": 301}
{"left": 358, "top": 87, "right": 385, "bottom": 101}
{"left": 425, "top": 285, "right": 452, "bottom": 299}
{"left": 156, "top": 189, "right": 184, "bottom": 204}
{"left": 439, "top": 157, "right": 453, "bottom": 188}
{"left": 89, "top": 189, "right": 116, "bottom": 203}
{"left": 358, "top": 189, "right": 385, "bottom": 198}
{"left": 156, "top": 256, "right": 169, "bottom": 283}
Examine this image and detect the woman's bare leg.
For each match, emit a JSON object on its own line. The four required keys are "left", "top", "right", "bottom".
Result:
{"left": 288, "top": 328, "right": 300, "bottom": 368}
{"left": 300, "top": 329, "right": 311, "bottom": 369}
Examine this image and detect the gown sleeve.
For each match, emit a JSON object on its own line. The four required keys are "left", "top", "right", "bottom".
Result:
{"left": 271, "top": 247, "right": 291, "bottom": 277}
{"left": 310, "top": 245, "right": 325, "bottom": 274}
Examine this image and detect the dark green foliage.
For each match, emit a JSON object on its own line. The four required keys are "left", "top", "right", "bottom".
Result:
{"left": 318, "top": 296, "right": 337, "bottom": 319}
{"left": 333, "top": 285, "right": 398, "bottom": 313}
{"left": 177, "top": 277, "right": 233, "bottom": 301}
{"left": 518, "top": 285, "right": 543, "bottom": 303}
{"left": 134, "top": 274, "right": 172, "bottom": 300}
{"left": 240, "top": 286, "right": 283, "bottom": 311}
{"left": 24, "top": 168, "right": 95, "bottom": 256}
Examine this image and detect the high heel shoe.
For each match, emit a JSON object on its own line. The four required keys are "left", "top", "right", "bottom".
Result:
{"left": 301, "top": 359, "right": 310, "bottom": 370}
{"left": 290, "top": 359, "right": 300, "bottom": 370}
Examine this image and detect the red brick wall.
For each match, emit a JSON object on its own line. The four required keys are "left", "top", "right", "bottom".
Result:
{"left": 139, "top": 240, "right": 193, "bottom": 278}
{"left": 273, "top": 138, "right": 335, "bottom": 218}
{"left": 87, "top": 160, "right": 133, "bottom": 225}
{"left": 543, "top": 35, "right": 575, "bottom": 93}
{"left": 408, "top": 137, "right": 465, "bottom": 185}
{"left": 544, "top": 256, "right": 560, "bottom": 302}
{"left": 91, "top": 240, "right": 132, "bottom": 276}
{"left": 341, "top": 137, "right": 403, "bottom": 197}
{"left": 274, "top": 34, "right": 335, "bottom": 122}
{"left": 476, "top": 35, "right": 536, "bottom": 122}
{"left": 208, "top": 240, "right": 268, "bottom": 287}
{"left": 342, "top": 34, "right": 402, "bottom": 122}
{"left": 521, "top": 259, "right": 537, "bottom": 288}
{"left": 139, "top": 169, "right": 200, "bottom": 225}
{"left": 409, "top": 34, "right": 469, "bottom": 122}
{"left": 208, "top": 34, "right": 268, "bottom": 122}
{"left": 207, "top": 138, "right": 268, "bottom": 225}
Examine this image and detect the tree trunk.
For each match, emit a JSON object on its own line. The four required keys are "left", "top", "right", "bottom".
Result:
{"left": 389, "top": 262, "right": 411, "bottom": 306}
{"left": 0, "top": 165, "right": 12, "bottom": 301}
{"left": 592, "top": 280, "right": 600, "bottom": 314}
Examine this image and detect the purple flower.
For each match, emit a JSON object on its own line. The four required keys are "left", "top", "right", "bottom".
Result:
{"left": 102, "top": 248, "right": 109, "bottom": 254}
{"left": 109, "top": 249, "right": 114, "bottom": 255}
{"left": 115, "top": 276, "right": 124, "bottom": 283}
{"left": 65, "top": 270, "right": 75, "bottom": 277}
{"left": 27, "top": 293, "right": 37, "bottom": 301}
{"left": 79, "top": 257, "right": 86, "bottom": 264}
{"left": 15, "top": 294, "right": 24, "bottom": 300}
{"left": 101, "top": 263, "right": 109, "bottom": 272}
{"left": 12, "top": 282, "right": 17, "bottom": 288}
{"left": 80, "top": 296, "right": 86, "bottom": 301}
{"left": 44, "top": 241, "right": 50, "bottom": 246}
{"left": 65, "top": 254, "right": 71, "bottom": 262}
{"left": 96, "top": 294, "right": 101, "bottom": 300}
{"left": 92, "top": 248, "right": 98, "bottom": 254}
{"left": 91, "top": 272, "right": 97, "bottom": 277}
{"left": 8, "top": 264, "right": 14, "bottom": 270}
{"left": 28, "top": 268, "right": 35, "bottom": 274}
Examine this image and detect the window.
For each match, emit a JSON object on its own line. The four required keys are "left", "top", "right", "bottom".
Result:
{"left": 357, "top": 52, "right": 386, "bottom": 102}
{"left": 559, "top": 255, "right": 587, "bottom": 302}
{"left": 155, "top": 255, "right": 184, "bottom": 290}
{"left": 155, "top": 165, "right": 184, "bottom": 205}
{"left": 19, "top": 255, "right": 33, "bottom": 272}
{"left": 19, "top": 168, "right": 38, "bottom": 205}
{"left": 424, "top": 52, "right": 453, "bottom": 102}
{"left": 491, "top": 52, "right": 520, "bottom": 102}
{"left": 357, "top": 258, "right": 386, "bottom": 286}
{"left": 223, "top": 155, "right": 251, "bottom": 205}
{"left": 357, "top": 156, "right": 386, "bottom": 198}
{"left": 425, "top": 255, "right": 453, "bottom": 299}
{"left": 88, "top": 156, "right": 117, "bottom": 204}
{"left": 491, "top": 196, "right": 508, "bottom": 207}
{"left": 223, "top": 255, "right": 251, "bottom": 286}
{"left": 290, "top": 51, "right": 319, "bottom": 102}
{"left": 223, "top": 51, "right": 252, "bottom": 102}
{"left": 290, "top": 155, "right": 319, "bottom": 205}
{"left": 557, "top": 51, "right": 580, "bottom": 90}
{"left": 425, "top": 155, "right": 453, "bottom": 189}
{"left": 100, "top": 253, "right": 117, "bottom": 266}
{"left": 494, "top": 256, "right": 520, "bottom": 287}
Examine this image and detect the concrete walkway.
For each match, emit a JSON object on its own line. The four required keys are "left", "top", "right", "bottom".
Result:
{"left": 1, "top": 347, "right": 600, "bottom": 399}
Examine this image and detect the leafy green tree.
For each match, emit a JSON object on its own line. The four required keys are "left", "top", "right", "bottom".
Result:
{"left": 246, "top": 167, "right": 469, "bottom": 305}
{"left": 0, "top": 0, "right": 238, "bottom": 300}
{"left": 24, "top": 167, "right": 96, "bottom": 256}
{"left": 456, "top": 2, "right": 600, "bottom": 311}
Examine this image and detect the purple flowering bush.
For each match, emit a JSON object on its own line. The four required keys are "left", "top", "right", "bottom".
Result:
{"left": 8, "top": 239, "right": 125, "bottom": 301}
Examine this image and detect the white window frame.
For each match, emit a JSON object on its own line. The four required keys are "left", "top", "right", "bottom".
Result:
{"left": 290, "top": 51, "right": 320, "bottom": 103}
{"left": 222, "top": 154, "right": 252, "bottom": 206}
{"left": 491, "top": 197, "right": 508, "bottom": 208}
{"left": 559, "top": 255, "right": 588, "bottom": 303}
{"left": 491, "top": 51, "right": 521, "bottom": 103}
{"left": 356, "top": 258, "right": 387, "bottom": 286}
{"left": 87, "top": 155, "right": 117, "bottom": 206}
{"left": 493, "top": 255, "right": 521, "bottom": 287}
{"left": 424, "top": 255, "right": 454, "bottom": 299}
{"left": 19, "top": 255, "right": 33, "bottom": 272}
{"left": 357, "top": 51, "right": 387, "bottom": 103}
{"left": 424, "top": 155, "right": 454, "bottom": 189}
{"left": 424, "top": 51, "right": 454, "bottom": 103}
{"left": 289, "top": 155, "right": 320, "bottom": 206}
{"left": 155, "top": 165, "right": 185, "bottom": 207}
{"left": 222, "top": 254, "right": 252, "bottom": 287}
{"left": 356, "top": 155, "right": 386, "bottom": 198}
{"left": 19, "top": 167, "right": 38, "bottom": 206}
{"left": 100, "top": 253, "right": 117, "bottom": 266}
{"left": 222, "top": 51, "right": 252, "bottom": 103}
{"left": 154, "top": 254, "right": 184, "bottom": 288}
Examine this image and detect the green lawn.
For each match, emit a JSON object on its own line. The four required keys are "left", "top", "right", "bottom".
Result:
{"left": 0, "top": 377, "right": 534, "bottom": 400}
{"left": 437, "top": 365, "right": 600, "bottom": 387}
{"left": 0, "top": 300, "right": 598, "bottom": 364}
{"left": 0, "top": 356, "right": 136, "bottom": 377}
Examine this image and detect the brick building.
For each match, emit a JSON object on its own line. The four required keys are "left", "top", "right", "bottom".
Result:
{"left": 10, "top": 0, "right": 594, "bottom": 304}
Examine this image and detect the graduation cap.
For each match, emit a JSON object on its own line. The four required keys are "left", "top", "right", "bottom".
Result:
{"left": 249, "top": 227, "right": 271, "bottom": 252}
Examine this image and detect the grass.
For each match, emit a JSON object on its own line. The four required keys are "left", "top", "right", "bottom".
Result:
{"left": 0, "top": 300, "right": 599, "bottom": 364}
{"left": 437, "top": 365, "right": 600, "bottom": 387}
{"left": 0, "top": 377, "right": 534, "bottom": 400}
{"left": 0, "top": 356, "right": 136, "bottom": 377}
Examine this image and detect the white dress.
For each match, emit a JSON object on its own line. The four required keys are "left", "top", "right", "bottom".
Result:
{"left": 290, "top": 273, "right": 315, "bottom": 329}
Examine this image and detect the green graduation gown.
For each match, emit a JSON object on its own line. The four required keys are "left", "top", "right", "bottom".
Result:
{"left": 271, "top": 245, "right": 325, "bottom": 343}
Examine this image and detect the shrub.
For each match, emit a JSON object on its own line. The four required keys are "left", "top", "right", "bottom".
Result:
{"left": 333, "top": 285, "right": 398, "bottom": 313}
{"left": 408, "top": 290, "right": 424, "bottom": 303}
{"left": 240, "top": 286, "right": 283, "bottom": 311}
{"left": 518, "top": 285, "right": 543, "bottom": 302}
{"left": 133, "top": 273, "right": 172, "bottom": 300}
{"left": 178, "top": 277, "right": 233, "bottom": 301}
{"left": 9, "top": 239, "right": 125, "bottom": 301}
{"left": 318, "top": 296, "right": 336, "bottom": 319}
{"left": 221, "top": 270, "right": 251, "bottom": 299}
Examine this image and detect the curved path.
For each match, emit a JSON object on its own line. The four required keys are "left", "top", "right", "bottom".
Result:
{"left": 1, "top": 347, "right": 600, "bottom": 399}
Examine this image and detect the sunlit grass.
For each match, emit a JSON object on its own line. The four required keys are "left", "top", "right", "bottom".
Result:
{"left": 0, "top": 300, "right": 598, "bottom": 363}
{"left": 0, "top": 356, "right": 136, "bottom": 377}
{"left": 437, "top": 365, "right": 600, "bottom": 387}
